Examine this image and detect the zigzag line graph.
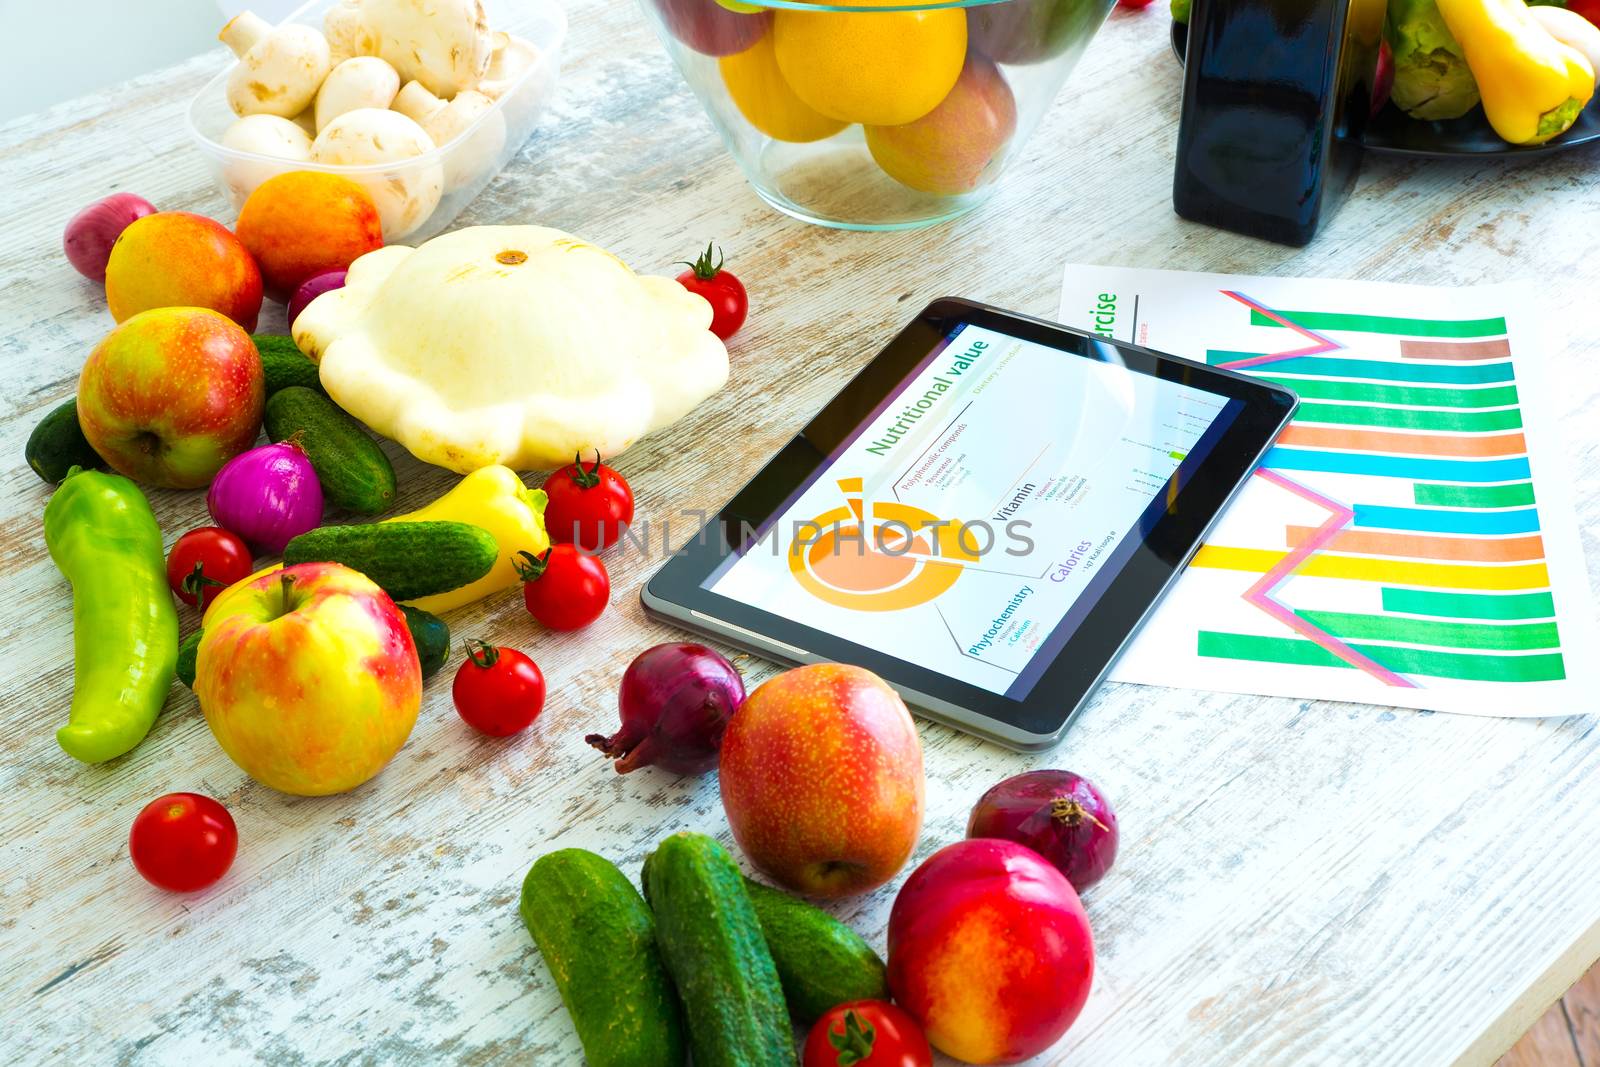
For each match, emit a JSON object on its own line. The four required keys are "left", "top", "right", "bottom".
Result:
{"left": 1189, "top": 290, "right": 1564, "bottom": 688}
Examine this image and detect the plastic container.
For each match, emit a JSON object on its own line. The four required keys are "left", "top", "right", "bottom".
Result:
{"left": 188, "top": 0, "right": 566, "bottom": 242}
{"left": 639, "top": 0, "right": 1114, "bottom": 230}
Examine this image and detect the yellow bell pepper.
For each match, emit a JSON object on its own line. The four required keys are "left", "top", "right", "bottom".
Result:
{"left": 384, "top": 465, "right": 549, "bottom": 614}
{"left": 1436, "top": 0, "right": 1595, "bottom": 145}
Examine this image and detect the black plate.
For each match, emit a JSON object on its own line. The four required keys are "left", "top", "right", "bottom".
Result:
{"left": 1170, "top": 20, "right": 1600, "bottom": 158}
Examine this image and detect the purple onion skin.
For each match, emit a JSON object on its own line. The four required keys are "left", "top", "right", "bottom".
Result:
{"left": 967, "top": 770, "right": 1118, "bottom": 890}
{"left": 287, "top": 270, "right": 346, "bottom": 329}
{"left": 207, "top": 442, "right": 323, "bottom": 555}
{"left": 586, "top": 643, "right": 745, "bottom": 775}
{"left": 64, "top": 193, "right": 156, "bottom": 282}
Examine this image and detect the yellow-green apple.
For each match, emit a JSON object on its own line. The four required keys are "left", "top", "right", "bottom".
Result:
{"left": 866, "top": 54, "right": 1018, "bottom": 195}
{"left": 719, "top": 663, "right": 924, "bottom": 897}
{"left": 196, "top": 563, "right": 421, "bottom": 796}
{"left": 104, "top": 211, "right": 263, "bottom": 331}
{"left": 76, "top": 307, "right": 264, "bottom": 489}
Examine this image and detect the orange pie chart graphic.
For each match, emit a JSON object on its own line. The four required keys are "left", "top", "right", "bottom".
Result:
{"left": 788, "top": 479, "right": 980, "bottom": 611}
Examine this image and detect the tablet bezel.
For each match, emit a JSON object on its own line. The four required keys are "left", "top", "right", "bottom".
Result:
{"left": 642, "top": 298, "right": 1298, "bottom": 750}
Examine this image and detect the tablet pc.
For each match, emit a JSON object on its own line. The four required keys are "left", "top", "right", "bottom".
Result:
{"left": 643, "top": 298, "right": 1298, "bottom": 750}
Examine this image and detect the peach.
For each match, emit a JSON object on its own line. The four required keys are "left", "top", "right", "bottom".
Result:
{"left": 104, "top": 211, "right": 263, "bottom": 331}
{"left": 235, "top": 171, "right": 384, "bottom": 302}
{"left": 889, "top": 839, "right": 1095, "bottom": 1063}
{"left": 719, "top": 663, "right": 924, "bottom": 897}
{"left": 865, "top": 53, "right": 1018, "bottom": 195}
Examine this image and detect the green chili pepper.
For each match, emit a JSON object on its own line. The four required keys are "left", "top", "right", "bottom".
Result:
{"left": 43, "top": 467, "right": 178, "bottom": 763}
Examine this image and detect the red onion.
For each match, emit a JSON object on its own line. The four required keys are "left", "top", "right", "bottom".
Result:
{"left": 207, "top": 442, "right": 323, "bottom": 555}
{"left": 287, "top": 270, "right": 346, "bottom": 329}
{"left": 63, "top": 193, "right": 156, "bottom": 281}
{"left": 967, "top": 770, "right": 1118, "bottom": 890}
{"left": 586, "top": 643, "right": 745, "bottom": 775}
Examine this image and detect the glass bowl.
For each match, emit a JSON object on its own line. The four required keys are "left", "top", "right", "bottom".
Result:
{"left": 638, "top": 0, "right": 1115, "bottom": 230}
{"left": 187, "top": 0, "right": 566, "bottom": 242}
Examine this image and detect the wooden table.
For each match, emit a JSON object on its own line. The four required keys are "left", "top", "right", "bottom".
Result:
{"left": 4, "top": 1, "right": 1599, "bottom": 1063}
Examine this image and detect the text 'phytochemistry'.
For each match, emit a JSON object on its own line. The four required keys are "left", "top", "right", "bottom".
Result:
{"left": 863, "top": 339, "right": 990, "bottom": 457}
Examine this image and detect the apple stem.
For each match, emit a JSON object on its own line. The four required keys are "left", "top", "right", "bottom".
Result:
{"left": 277, "top": 572, "right": 297, "bottom": 615}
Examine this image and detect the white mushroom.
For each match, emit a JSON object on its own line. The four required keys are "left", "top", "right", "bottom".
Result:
{"left": 311, "top": 108, "right": 442, "bottom": 239}
{"left": 218, "top": 114, "right": 314, "bottom": 206}
{"left": 392, "top": 81, "right": 504, "bottom": 191}
{"left": 324, "top": 0, "right": 380, "bottom": 64}
{"left": 478, "top": 32, "right": 540, "bottom": 99}
{"left": 360, "top": 0, "right": 493, "bottom": 98}
{"left": 219, "top": 11, "right": 332, "bottom": 118}
{"left": 315, "top": 56, "right": 400, "bottom": 131}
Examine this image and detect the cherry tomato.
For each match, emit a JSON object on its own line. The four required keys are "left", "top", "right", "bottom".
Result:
{"left": 129, "top": 792, "right": 238, "bottom": 892}
{"left": 676, "top": 242, "right": 748, "bottom": 341}
{"left": 515, "top": 547, "right": 610, "bottom": 631}
{"left": 804, "top": 1001, "right": 932, "bottom": 1067}
{"left": 166, "top": 526, "right": 253, "bottom": 610}
{"left": 542, "top": 451, "right": 636, "bottom": 552}
{"left": 452, "top": 641, "right": 547, "bottom": 736}
{"left": 1117, "top": 0, "right": 1157, "bottom": 8}
{"left": 1570, "top": 0, "right": 1600, "bottom": 24}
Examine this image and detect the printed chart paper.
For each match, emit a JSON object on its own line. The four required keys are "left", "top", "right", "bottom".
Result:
{"left": 1059, "top": 265, "right": 1600, "bottom": 716}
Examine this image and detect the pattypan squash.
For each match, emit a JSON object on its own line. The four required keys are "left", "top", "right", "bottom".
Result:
{"left": 293, "top": 225, "right": 730, "bottom": 473}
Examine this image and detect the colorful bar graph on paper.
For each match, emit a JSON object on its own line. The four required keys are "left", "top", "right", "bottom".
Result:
{"left": 1207, "top": 353, "right": 1517, "bottom": 383}
{"left": 1291, "top": 404, "right": 1524, "bottom": 432}
{"left": 1273, "top": 425, "right": 1528, "bottom": 458}
{"left": 1188, "top": 290, "right": 1570, "bottom": 689}
{"left": 1285, "top": 526, "right": 1546, "bottom": 562}
{"left": 1351, "top": 504, "right": 1541, "bottom": 536}
{"left": 1197, "top": 632, "right": 1565, "bottom": 682}
{"left": 1191, "top": 546, "right": 1551, "bottom": 590}
{"left": 1248, "top": 310, "right": 1508, "bottom": 338}
{"left": 1295, "top": 610, "right": 1560, "bottom": 650}
{"left": 1259, "top": 379, "right": 1519, "bottom": 407}
{"left": 1379, "top": 589, "right": 1556, "bottom": 621}
{"left": 1400, "top": 338, "right": 1512, "bottom": 360}
{"left": 1413, "top": 482, "right": 1535, "bottom": 508}
{"left": 1262, "top": 448, "right": 1531, "bottom": 481}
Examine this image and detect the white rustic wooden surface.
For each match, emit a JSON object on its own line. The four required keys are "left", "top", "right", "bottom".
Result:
{"left": 2, "top": 1, "right": 1598, "bottom": 1064}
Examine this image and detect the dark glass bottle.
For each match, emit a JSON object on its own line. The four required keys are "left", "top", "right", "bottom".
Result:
{"left": 1172, "top": 0, "right": 1384, "bottom": 246}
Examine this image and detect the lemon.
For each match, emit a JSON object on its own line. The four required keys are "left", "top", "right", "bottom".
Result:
{"left": 721, "top": 35, "right": 850, "bottom": 142}
{"left": 773, "top": 1, "right": 968, "bottom": 126}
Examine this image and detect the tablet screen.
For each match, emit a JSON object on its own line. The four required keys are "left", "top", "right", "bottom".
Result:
{"left": 704, "top": 320, "right": 1243, "bottom": 699}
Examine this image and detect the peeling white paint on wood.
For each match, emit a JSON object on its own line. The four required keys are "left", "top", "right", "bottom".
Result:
{"left": 2, "top": 1, "right": 1598, "bottom": 1064}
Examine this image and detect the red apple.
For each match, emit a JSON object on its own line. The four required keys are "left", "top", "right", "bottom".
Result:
{"left": 104, "top": 211, "right": 263, "bottom": 330}
{"left": 888, "top": 838, "right": 1095, "bottom": 1063}
{"left": 196, "top": 563, "right": 421, "bottom": 796}
{"left": 719, "top": 663, "right": 923, "bottom": 897}
{"left": 866, "top": 53, "right": 1018, "bottom": 195}
{"left": 652, "top": 0, "right": 771, "bottom": 55}
{"left": 77, "top": 307, "right": 264, "bottom": 489}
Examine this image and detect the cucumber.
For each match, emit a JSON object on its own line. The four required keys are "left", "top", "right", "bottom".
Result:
{"left": 283, "top": 521, "right": 499, "bottom": 602}
{"left": 26, "top": 399, "right": 102, "bottom": 484}
{"left": 742, "top": 877, "right": 888, "bottom": 1023}
{"left": 398, "top": 605, "right": 449, "bottom": 679}
{"left": 254, "top": 335, "right": 324, "bottom": 396}
{"left": 520, "top": 849, "right": 686, "bottom": 1067}
{"left": 176, "top": 630, "right": 202, "bottom": 689}
{"left": 264, "top": 386, "right": 395, "bottom": 515}
{"left": 642, "top": 832, "right": 795, "bottom": 1067}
